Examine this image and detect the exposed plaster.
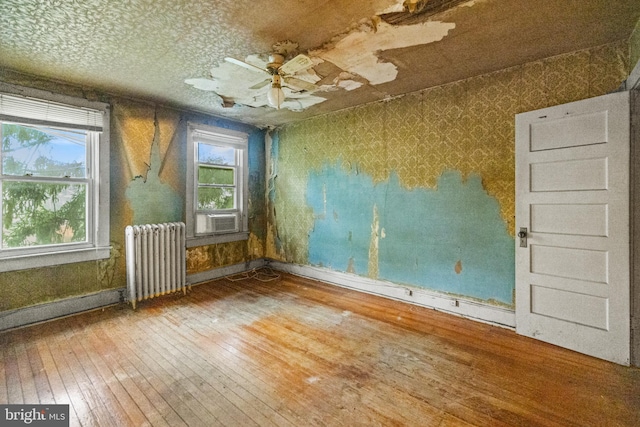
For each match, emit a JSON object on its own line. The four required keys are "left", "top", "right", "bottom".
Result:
{"left": 455, "top": 259, "right": 462, "bottom": 274}
{"left": 368, "top": 204, "right": 380, "bottom": 279}
{"left": 380, "top": 0, "right": 408, "bottom": 14}
{"left": 98, "top": 242, "right": 122, "bottom": 288}
{"left": 185, "top": 5, "right": 456, "bottom": 111}
{"left": 328, "top": 72, "right": 365, "bottom": 91}
{"left": 312, "top": 20, "right": 455, "bottom": 85}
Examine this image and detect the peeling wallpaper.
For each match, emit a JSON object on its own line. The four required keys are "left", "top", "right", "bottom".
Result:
{"left": 631, "top": 18, "right": 640, "bottom": 71}
{"left": 267, "top": 41, "right": 629, "bottom": 306}
{"left": 0, "top": 38, "right": 631, "bottom": 313}
{"left": 0, "top": 88, "right": 266, "bottom": 311}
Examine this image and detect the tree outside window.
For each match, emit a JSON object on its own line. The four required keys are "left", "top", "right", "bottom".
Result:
{"left": 1, "top": 123, "right": 89, "bottom": 249}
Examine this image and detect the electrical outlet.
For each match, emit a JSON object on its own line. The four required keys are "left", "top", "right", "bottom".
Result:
{"left": 405, "top": 288, "right": 413, "bottom": 297}
{"left": 450, "top": 299, "right": 459, "bottom": 307}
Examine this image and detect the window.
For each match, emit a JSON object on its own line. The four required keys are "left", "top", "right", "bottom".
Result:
{"left": 186, "top": 123, "right": 248, "bottom": 246}
{"left": 0, "top": 88, "right": 110, "bottom": 271}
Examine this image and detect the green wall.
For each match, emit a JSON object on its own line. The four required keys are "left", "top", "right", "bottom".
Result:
{"left": 0, "top": 70, "right": 266, "bottom": 312}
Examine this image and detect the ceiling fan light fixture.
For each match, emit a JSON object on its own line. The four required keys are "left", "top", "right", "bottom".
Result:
{"left": 267, "top": 75, "right": 285, "bottom": 109}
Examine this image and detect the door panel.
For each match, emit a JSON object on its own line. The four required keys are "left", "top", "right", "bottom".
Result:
{"left": 530, "top": 111, "right": 608, "bottom": 150}
{"left": 530, "top": 245, "right": 608, "bottom": 283}
{"left": 530, "top": 285, "right": 608, "bottom": 330}
{"left": 530, "top": 158, "right": 608, "bottom": 191}
{"left": 515, "top": 91, "right": 630, "bottom": 365}
{"left": 530, "top": 204, "right": 607, "bottom": 236}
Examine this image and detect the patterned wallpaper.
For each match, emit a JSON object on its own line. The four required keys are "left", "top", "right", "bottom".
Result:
{"left": 268, "top": 40, "right": 629, "bottom": 265}
{"left": 631, "top": 18, "right": 640, "bottom": 72}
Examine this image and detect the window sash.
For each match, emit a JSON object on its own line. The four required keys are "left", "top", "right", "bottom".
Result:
{"left": 196, "top": 142, "right": 240, "bottom": 213}
{"left": 1, "top": 123, "right": 89, "bottom": 179}
{"left": 0, "top": 120, "right": 96, "bottom": 253}
{"left": 197, "top": 164, "right": 236, "bottom": 186}
{"left": 1, "top": 181, "right": 89, "bottom": 249}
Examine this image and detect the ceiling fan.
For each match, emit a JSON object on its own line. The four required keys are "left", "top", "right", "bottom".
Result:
{"left": 224, "top": 53, "right": 319, "bottom": 109}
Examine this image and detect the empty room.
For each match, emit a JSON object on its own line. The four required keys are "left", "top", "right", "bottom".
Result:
{"left": 1, "top": 0, "right": 640, "bottom": 425}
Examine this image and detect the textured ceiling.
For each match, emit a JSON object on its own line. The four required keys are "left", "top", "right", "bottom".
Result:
{"left": 1, "top": 0, "right": 639, "bottom": 128}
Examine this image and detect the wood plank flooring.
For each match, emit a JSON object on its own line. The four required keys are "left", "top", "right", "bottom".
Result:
{"left": 1, "top": 272, "right": 639, "bottom": 426}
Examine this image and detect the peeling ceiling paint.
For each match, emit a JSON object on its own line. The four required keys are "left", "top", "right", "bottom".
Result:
{"left": 312, "top": 20, "right": 456, "bottom": 85}
{"left": 330, "top": 72, "right": 365, "bottom": 91}
{"left": 380, "top": 0, "right": 410, "bottom": 14}
{"left": 0, "top": 0, "right": 639, "bottom": 127}
{"left": 186, "top": 16, "right": 455, "bottom": 111}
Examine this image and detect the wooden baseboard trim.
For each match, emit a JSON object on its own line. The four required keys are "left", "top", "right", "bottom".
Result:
{"left": 267, "top": 259, "right": 515, "bottom": 329}
{"left": 1, "top": 258, "right": 514, "bottom": 332}
{"left": 0, "top": 288, "right": 124, "bottom": 332}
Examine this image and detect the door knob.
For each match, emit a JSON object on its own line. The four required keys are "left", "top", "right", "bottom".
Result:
{"left": 518, "top": 227, "right": 527, "bottom": 248}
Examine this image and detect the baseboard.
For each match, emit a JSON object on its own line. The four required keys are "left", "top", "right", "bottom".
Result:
{"left": 0, "top": 257, "right": 514, "bottom": 332}
{"left": 0, "top": 288, "right": 124, "bottom": 332}
{"left": 267, "top": 260, "right": 515, "bottom": 329}
{"left": 187, "top": 258, "right": 266, "bottom": 286}
{"left": 0, "top": 259, "right": 267, "bottom": 332}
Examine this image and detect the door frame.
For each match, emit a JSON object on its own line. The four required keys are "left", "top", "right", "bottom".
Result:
{"left": 631, "top": 89, "right": 640, "bottom": 367}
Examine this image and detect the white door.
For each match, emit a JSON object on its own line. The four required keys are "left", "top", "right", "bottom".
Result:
{"left": 515, "top": 91, "right": 630, "bottom": 365}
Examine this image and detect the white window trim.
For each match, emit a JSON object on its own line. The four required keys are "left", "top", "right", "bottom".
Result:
{"left": 186, "top": 122, "right": 249, "bottom": 247}
{"left": 0, "top": 83, "right": 110, "bottom": 272}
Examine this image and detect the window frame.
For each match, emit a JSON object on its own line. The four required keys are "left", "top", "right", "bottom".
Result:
{"left": 186, "top": 122, "right": 249, "bottom": 247}
{"left": 0, "top": 84, "right": 110, "bottom": 272}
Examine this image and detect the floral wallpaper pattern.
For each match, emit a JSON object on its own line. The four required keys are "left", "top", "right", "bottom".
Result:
{"left": 269, "top": 41, "right": 629, "bottom": 265}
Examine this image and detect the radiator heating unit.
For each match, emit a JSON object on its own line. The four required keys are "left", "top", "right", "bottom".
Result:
{"left": 125, "top": 222, "right": 187, "bottom": 309}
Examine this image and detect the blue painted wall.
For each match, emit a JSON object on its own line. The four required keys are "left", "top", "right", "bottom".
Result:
{"left": 307, "top": 163, "right": 514, "bottom": 305}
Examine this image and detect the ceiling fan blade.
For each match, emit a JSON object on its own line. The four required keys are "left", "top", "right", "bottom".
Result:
{"left": 184, "top": 78, "right": 218, "bottom": 91}
{"left": 279, "top": 54, "right": 314, "bottom": 75}
{"left": 283, "top": 77, "right": 318, "bottom": 92}
{"left": 250, "top": 79, "right": 271, "bottom": 90}
{"left": 224, "top": 57, "right": 268, "bottom": 75}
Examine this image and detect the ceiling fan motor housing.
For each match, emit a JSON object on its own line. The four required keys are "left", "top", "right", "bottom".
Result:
{"left": 266, "top": 53, "right": 285, "bottom": 75}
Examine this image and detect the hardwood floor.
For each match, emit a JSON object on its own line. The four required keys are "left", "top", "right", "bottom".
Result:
{"left": 1, "top": 271, "right": 639, "bottom": 426}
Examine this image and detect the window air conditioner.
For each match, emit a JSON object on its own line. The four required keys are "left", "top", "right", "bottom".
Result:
{"left": 209, "top": 213, "right": 239, "bottom": 233}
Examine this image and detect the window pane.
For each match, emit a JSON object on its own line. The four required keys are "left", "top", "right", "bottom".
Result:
{"left": 2, "top": 123, "right": 87, "bottom": 178}
{"left": 198, "top": 165, "right": 234, "bottom": 185}
{"left": 2, "top": 181, "right": 87, "bottom": 248}
{"left": 198, "top": 143, "right": 235, "bottom": 165}
{"left": 197, "top": 187, "right": 234, "bottom": 210}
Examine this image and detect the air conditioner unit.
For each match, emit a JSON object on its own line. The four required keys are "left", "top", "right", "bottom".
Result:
{"left": 209, "top": 213, "right": 239, "bottom": 233}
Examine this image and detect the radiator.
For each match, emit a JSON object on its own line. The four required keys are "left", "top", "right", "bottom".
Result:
{"left": 125, "top": 222, "right": 187, "bottom": 309}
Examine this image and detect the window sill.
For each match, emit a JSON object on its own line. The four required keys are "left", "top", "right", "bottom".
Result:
{"left": 0, "top": 246, "right": 111, "bottom": 273}
{"left": 186, "top": 231, "right": 249, "bottom": 248}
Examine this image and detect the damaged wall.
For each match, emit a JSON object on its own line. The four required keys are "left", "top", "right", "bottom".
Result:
{"left": 267, "top": 40, "right": 629, "bottom": 307}
{"left": 0, "top": 71, "right": 266, "bottom": 312}
{"left": 631, "top": 18, "right": 640, "bottom": 71}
